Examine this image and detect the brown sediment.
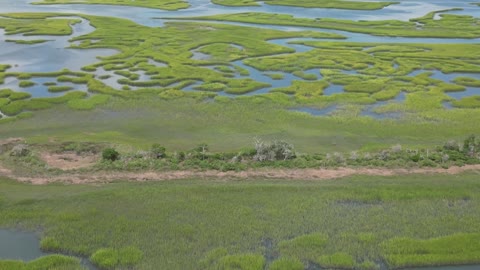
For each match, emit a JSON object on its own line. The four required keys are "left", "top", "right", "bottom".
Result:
{"left": 1, "top": 163, "right": 479, "bottom": 185}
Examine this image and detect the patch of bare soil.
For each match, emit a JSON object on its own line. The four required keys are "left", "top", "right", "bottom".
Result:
{"left": 0, "top": 137, "right": 25, "bottom": 154}
{"left": 0, "top": 163, "right": 12, "bottom": 175}
{"left": 6, "top": 164, "right": 480, "bottom": 185}
{"left": 40, "top": 152, "right": 98, "bottom": 170}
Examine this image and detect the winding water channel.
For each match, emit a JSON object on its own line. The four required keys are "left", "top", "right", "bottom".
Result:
{"left": 0, "top": 0, "right": 480, "bottom": 118}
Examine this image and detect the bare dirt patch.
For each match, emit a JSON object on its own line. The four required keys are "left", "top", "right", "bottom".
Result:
{"left": 7, "top": 164, "right": 480, "bottom": 185}
{"left": 0, "top": 137, "right": 25, "bottom": 154}
{"left": 0, "top": 163, "right": 12, "bottom": 175}
{"left": 40, "top": 152, "right": 98, "bottom": 170}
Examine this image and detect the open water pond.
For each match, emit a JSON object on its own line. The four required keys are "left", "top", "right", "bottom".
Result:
{"left": 0, "top": 229, "right": 97, "bottom": 270}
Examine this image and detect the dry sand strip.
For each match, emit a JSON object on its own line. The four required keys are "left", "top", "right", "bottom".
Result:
{"left": 1, "top": 164, "right": 480, "bottom": 185}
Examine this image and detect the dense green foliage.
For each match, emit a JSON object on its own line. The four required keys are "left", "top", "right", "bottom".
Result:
{"left": 101, "top": 147, "right": 119, "bottom": 161}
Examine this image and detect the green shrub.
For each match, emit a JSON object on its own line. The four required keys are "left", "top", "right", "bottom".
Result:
{"left": 410, "top": 154, "right": 421, "bottom": 162}
{"left": 253, "top": 139, "right": 295, "bottom": 161}
{"left": 151, "top": 144, "right": 166, "bottom": 159}
{"left": 102, "top": 148, "right": 120, "bottom": 161}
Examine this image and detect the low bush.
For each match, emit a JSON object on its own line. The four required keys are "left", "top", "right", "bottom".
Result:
{"left": 102, "top": 148, "right": 120, "bottom": 162}
{"left": 150, "top": 144, "right": 166, "bottom": 159}
{"left": 253, "top": 139, "right": 295, "bottom": 161}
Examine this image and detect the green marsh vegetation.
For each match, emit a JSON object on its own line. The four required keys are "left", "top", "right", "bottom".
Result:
{"left": 5, "top": 134, "right": 480, "bottom": 175}
{"left": 33, "top": 0, "right": 189, "bottom": 11}
{"left": 1, "top": 174, "right": 480, "bottom": 269}
{"left": 3, "top": 95, "right": 480, "bottom": 153}
{"left": 189, "top": 10, "right": 480, "bottom": 38}
{"left": 5, "top": 39, "right": 50, "bottom": 44}
{"left": 0, "top": 15, "right": 79, "bottom": 36}
{"left": 0, "top": 255, "right": 85, "bottom": 270}
{"left": 1, "top": 13, "right": 480, "bottom": 153}
{"left": 211, "top": 0, "right": 397, "bottom": 10}
{"left": 243, "top": 41, "right": 480, "bottom": 109}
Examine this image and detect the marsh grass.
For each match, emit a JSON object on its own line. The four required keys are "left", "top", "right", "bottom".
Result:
{"left": 190, "top": 11, "right": 480, "bottom": 38}
{"left": 382, "top": 234, "right": 480, "bottom": 268}
{"left": 211, "top": 0, "right": 396, "bottom": 10}
{"left": 1, "top": 175, "right": 480, "bottom": 269}
{"left": 0, "top": 255, "right": 84, "bottom": 270}
{"left": 2, "top": 95, "right": 480, "bottom": 153}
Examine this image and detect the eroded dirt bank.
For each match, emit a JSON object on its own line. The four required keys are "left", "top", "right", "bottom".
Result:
{"left": 1, "top": 162, "right": 479, "bottom": 185}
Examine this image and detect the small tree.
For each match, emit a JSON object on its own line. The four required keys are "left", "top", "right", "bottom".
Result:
{"left": 102, "top": 148, "right": 120, "bottom": 162}
{"left": 192, "top": 144, "right": 209, "bottom": 160}
{"left": 150, "top": 144, "right": 166, "bottom": 159}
